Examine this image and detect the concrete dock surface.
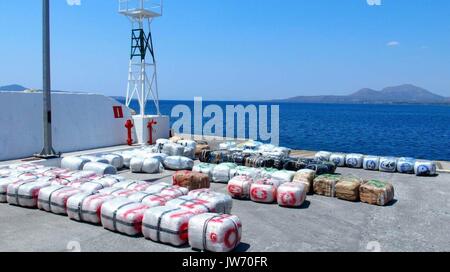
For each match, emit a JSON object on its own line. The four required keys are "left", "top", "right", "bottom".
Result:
{"left": 1, "top": 141, "right": 449, "bottom": 252}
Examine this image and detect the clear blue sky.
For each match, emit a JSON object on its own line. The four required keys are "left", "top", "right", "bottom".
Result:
{"left": 1, "top": 0, "right": 449, "bottom": 100}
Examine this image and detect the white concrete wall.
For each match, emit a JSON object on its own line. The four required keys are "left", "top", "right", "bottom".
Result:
{"left": 0, "top": 92, "right": 134, "bottom": 161}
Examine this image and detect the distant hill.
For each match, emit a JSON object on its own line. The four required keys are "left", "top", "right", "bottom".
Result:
{"left": 277, "top": 84, "right": 449, "bottom": 104}
{"left": 0, "top": 84, "right": 28, "bottom": 92}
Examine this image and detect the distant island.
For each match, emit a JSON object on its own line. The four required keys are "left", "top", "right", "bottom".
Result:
{"left": 2, "top": 83, "right": 449, "bottom": 105}
{"left": 274, "top": 84, "right": 450, "bottom": 105}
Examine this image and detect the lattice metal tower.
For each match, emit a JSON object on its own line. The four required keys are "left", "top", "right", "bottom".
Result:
{"left": 119, "top": 0, "right": 162, "bottom": 116}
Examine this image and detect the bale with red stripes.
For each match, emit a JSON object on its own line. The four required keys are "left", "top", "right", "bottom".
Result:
{"left": 277, "top": 183, "right": 307, "bottom": 207}
{"left": 188, "top": 213, "right": 242, "bottom": 252}
{"left": 250, "top": 179, "right": 282, "bottom": 203}
{"left": 7, "top": 179, "right": 52, "bottom": 207}
{"left": 188, "top": 189, "right": 233, "bottom": 214}
{"left": 142, "top": 207, "right": 196, "bottom": 246}
{"left": 227, "top": 176, "right": 254, "bottom": 200}
{"left": 101, "top": 197, "right": 149, "bottom": 236}
{"left": 67, "top": 193, "right": 115, "bottom": 224}
{"left": 38, "top": 186, "right": 82, "bottom": 215}
{"left": 113, "top": 180, "right": 150, "bottom": 191}
{"left": 128, "top": 192, "right": 173, "bottom": 208}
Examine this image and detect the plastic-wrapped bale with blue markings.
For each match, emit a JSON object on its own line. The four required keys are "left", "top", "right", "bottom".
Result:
{"left": 345, "top": 154, "right": 364, "bottom": 168}
{"left": 37, "top": 185, "right": 82, "bottom": 215}
{"left": 329, "top": 153, "right": 346, "bottom": 167}
{"left": 397, "top": 157, "right": 416, "bottom": 174}
{"left": 379, "top": 157, "right": 397, "bottom": 173}
{"left": 188, "top": 213, "right": 242, "bottom": 252}
{"left": 142, "top": 206, "right": 196, "bottom": 246}
{"left": 315, "top": 151, "right": 332, "bottom": 162}
{"left": 414, "top": 161, "right": 437, "bottom": 176}
{"left": 363, "top": 156, "right": 380, "bottom": 171}
{"left": 101, "top": 197, "right": 149, "bottom": 236}
{"left": 67, "top": 193, "right": 115, "bottom": 224}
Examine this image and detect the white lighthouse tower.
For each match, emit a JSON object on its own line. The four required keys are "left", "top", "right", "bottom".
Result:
{"left": 119, "top": 0, "right": 170, "bottom": 144}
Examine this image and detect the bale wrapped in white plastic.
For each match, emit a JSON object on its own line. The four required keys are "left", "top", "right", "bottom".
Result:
{"left": 98, "top": 187, "right": 137, "bottom": 197}
{"left": 147, "top": 184, "right": 188, "bottom": 199}
{"left": 315, "top": 151, "right": 332, "bottom": 161}
{"left": 61, "top": 157, "right": 90, "bottom": 171}
{"left": 165, "top": 195, "right": 218, "bottom": 214}
{"left": 130, "top": 157, "right": 163, "bottom": 174}
{"left": 101, "top": 197, "right": 149, "bottom": 236}
{"left": 277, "top": 183, "right": 307, "bottom": 207}
{"left": 37, "top": 186, "right": 82, "bottom": 214}
{"left": 1, "top": 178, "right": 26, "bottom": 202}
{"left": 62, "top": 170, "right": 98, "bottom": 180}
{"left": 250, "top": 179, "right": 282, "bottom": 203}
{"left": 101, "top": 154, "right": 124, "bottom": 169}
{"left": 120, "top": 151, "right": 136, "bottom": 168}
{"left": 79, "top": 175, "right": 123, "bottom": 193}
{"left": 145, "top": 153, "right": 168, "bottom": 164}
{"left": 415, "top": 161, "right": 437, "bottom": 176}
{"left": 163, "top": 156, "right": 194, "bottom": 171}
{"left": 271, "top": 170, "right": 296, "bottom": 184}
{"left": 162, "top": 143, "right": 185, "bottom": 157}
{"left": 345, "top": 154, "right": 364, "bottom": 168}
{"left": 379, "top": 157, "right": 397, "bottom": 173}
{"left": 219, "top": 142, "right": 237, "bottom": 150}
{"left": 83, "top": 162, "right": 117, "bottom": 176}
{"left": 212, "top": 163, "right": 238, "bottom": 183}
{"left": 187, "top": 189, "right": 233, "bottom": 214}
{"left": 258, "top": 168, "right": 278, "bottom": 179}
{"left": 363, "top": 156, "right": 380, "bottom": 171}
{"left": 33, "top": 167, "right": 70, "bottom": 177}
{"left": 230, "top": 166, "right": 260, "bottom": 180}
{"left": 113, "top": 180, "right": 149, "bottom": 191}
{"left": 227, "top": 176, "right": 254, "bottom": 199}
{"left": 142, "top": 206, "right": 195, "bottom": 246}
{"left": 10, "top": 163, "right": 44, "bottom": 172}
{"left": 128, "top": 192, "right": 173, "bottom": 208}
{"left": 189, "top": 213, "right": 242, "bottom": 252}
{"left": 273, "top": 147, "right": 291, "bottom": 157}
{"left": 183, "top": 147, "right": 196, "bottom": 159}
{"left": 330, "top": 153, "right": 346, "bottom": 167}
{"left": 193, "top": 163, "right": 216, "bottom": 179}
{"left": 178, "top": 140, "right": 197, "bottom": 150}
{"left": 7, "top": 179, "right": 51, "bottom": 207}
{"left": 79, "top": 156, "right": 109, "bottom": 164}
{"left": 397, "top": 157, "right": 416, "bottom": 174}
{"left": 156, "top": 138, "right": 170, "bottom": 146}
{"left": 67, "top": 193, "right": 115, "bottom": 224}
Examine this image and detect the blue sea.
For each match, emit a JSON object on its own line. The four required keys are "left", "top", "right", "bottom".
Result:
{"left": 119, "top": 98, "right": 450, "bottom": 161}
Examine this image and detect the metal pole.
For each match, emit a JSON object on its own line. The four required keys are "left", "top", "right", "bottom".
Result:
{"left": 37, "top": 0, "right": 59, "bottom": 158}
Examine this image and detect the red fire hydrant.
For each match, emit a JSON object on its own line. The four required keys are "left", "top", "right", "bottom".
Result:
{"left": 147, "top": 119, "right": 158, "bottom": 145}
{"left": 125, "top": 119, "right": 134, "bottom": 146}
